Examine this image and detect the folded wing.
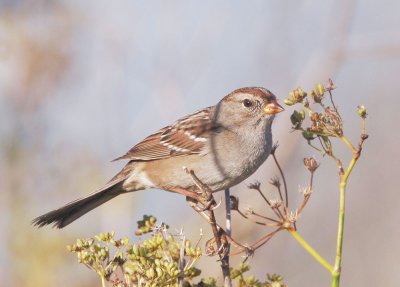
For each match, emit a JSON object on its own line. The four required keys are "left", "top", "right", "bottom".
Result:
{"left": 114, "top": 107, "right": 215, "bottom": 161}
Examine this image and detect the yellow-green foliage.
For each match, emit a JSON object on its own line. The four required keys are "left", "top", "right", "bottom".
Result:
{"left": 68, "top": 215, "right": 286, "bottom": 287}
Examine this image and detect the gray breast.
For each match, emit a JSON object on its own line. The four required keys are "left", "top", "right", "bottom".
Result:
{"left": 201, "top": 122, "right": 273, "bottom": 190}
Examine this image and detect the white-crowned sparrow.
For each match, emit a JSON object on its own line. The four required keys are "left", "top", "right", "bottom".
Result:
{"left": 33, "top": 87, "right": 284, "bottom": 228}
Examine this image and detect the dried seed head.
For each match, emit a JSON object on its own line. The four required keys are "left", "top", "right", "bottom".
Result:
{"left": 324, "top": 107, "right": 343, "bottom": 136}
{"left": 326, "top": 78, "right": 336, "bottom": 91}
{"left": 310, "top": 112, "right": 320, "bottom": 122}
{"left": 303, "top": 157, "right": 319, "bottom": 173}
{"left": 269, "top": 176, "right": 281, "bottom": 188}
{"left": 244, "top": 207, "right": 254, "bottom": 216}
{"left": 269, "top": 199, "right": 283, "bottom": 208}
{"left": 152, "top": 223, "right": 169, "bottom": 234}
{"left": 309, "top": 112, "right": 324, "bottom": 133}
{"left": 247, "top": 181, "right": 261, "bottom": 190}
{"left": 287, "top": 210, "right": 299, "bottom": 223}
{"left": 298, "top": 185, "right": 312, "bottom": 196}
{"left": 205, "top": 239, "right": 217, "bottom": 256}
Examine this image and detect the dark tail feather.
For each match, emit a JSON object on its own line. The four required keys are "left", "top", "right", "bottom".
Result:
{"left": 32, "top": 179, "right": 125, "bottom": 229}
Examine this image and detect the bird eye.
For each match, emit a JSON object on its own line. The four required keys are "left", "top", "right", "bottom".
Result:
{"left": 243, "top": 99, "right": 253, "bottom": 108}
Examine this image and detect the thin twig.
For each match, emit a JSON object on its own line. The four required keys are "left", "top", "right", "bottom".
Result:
{"left": 249, "top": 228, "right": 282, "bottom": 251}
{"left": 361, "top": 118, "right": 366, "bottom": 135}
{"left": 272, "top": 153, "right": 289, "bottom": 209}
{"left": 252, "top": 186, "right": 284, "bottom": 220}
{"left": 308, "top": 141, "right": 324, "bottom": 153}
{"left": 178, "top": 232, "right": 185, "bottom": 287}
{"left": 327, "top": 84, "right": 342, "bottom": 122}
{"left": 274, "top": 205, "right": 285, "bottom": 220}
{"left": 356, "top": 133, "right": 368, "bottom": 159}
{"left": 317, "top": 136, "right": 329, "bottom": 154}
{"left": 270, "top": 176, "right": 284, "bottom": 202}
{"left": 183, "top": 169, "right": 232, "bottom": 286}
{"left": 321, "top": 141, "right": 344, "bottom": 175}
{"left": 247, "top": 210, "right": 280, "bottom": 223}
{"left": 297, "top": 172, "right": 314, "bottom": 215}
{"left": 297, "top": 195, "right": 311, "bottom": 215}
{"left": 236, "top": 209, "right": 280, "bottom": 226}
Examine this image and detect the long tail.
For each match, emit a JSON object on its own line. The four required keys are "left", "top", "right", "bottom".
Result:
{"left": 32, "top": 179, "right": 126, "bottom": 229}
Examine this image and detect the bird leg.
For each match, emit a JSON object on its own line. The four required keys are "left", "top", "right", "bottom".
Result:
{"left": 186, "top": 196, "right": 253, "bottom": 257}
{"left": 181, "top": 168, "right": 252, "bottom": 257}
{"left": 166, "top": 170, "right": 252, "bottom": 256}
{"left": 186, "top": 196, "right": 226, "bottom": 255}
{"left": 183, "top": 167, "right": 215, "bottom": 210}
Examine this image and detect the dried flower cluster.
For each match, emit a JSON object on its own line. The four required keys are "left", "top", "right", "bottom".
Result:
{"left": 68, "top": 216, "right": 201, "bottom": 287}
{"left": 68, "top": 215, "right": 286, "bottom": 287}
{"left": 229, "top": 143, "right": 319, "bottom": 254}
{"left": 230, "top": 80, "right": 363, "bottom": 253}
{"left": 286, "top": 80, "right": 346, "bottom": 142}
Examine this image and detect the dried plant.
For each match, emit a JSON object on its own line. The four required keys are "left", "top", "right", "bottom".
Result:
{"left": 230, "top": 144, "right": 319, "bottom": 254}
{"left": 231, "top": 79, "right": 368, "bottom": 287}
{"left": 68, "top": 215, "right": 286, "bottom": 287}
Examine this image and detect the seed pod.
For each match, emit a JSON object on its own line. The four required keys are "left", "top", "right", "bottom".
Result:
{"left": 284, "top": 98, "right": 295, "bottom": 106}
{"left": 316, "top": 83, "right": 325, "bottom": 96}
{"left": 357, "top": 105, "right": 367, "bottom": 119}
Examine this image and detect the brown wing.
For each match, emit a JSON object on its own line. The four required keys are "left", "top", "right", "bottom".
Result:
{"left": 114, "top": 107, "right": 215, "bottom": 161}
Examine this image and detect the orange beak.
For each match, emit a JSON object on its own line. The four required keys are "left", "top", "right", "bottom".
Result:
{"left": 264, "top": 100, "right": 285, "bottom": 115}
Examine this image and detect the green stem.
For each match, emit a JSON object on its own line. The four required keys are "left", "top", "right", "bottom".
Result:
{"left": 101, "top": 275, "right": 106, "bottom": 287}
{"left": 331, "top": 157, "right": 357, "bottom": 287}
{"left": 287, "top": 229, "right": 333, "bottom": 273}
{"left": 341, "top": 136, "right": 356, "bottom": 154}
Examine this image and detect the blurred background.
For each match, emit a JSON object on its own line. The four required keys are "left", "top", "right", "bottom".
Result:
{"left": 1, "top": 1, "right": 399, "bottom": 286}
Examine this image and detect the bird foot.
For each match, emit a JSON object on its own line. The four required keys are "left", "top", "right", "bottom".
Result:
{"left": 183, "top": 167, "right": 219, "bottom": 211}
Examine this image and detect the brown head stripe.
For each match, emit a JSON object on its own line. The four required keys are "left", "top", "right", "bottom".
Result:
{"left": 226, "top": 87, "right": 276, "bottom": 102}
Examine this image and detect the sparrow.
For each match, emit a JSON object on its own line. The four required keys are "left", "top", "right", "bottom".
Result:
{"left": 33, "top": 87, "right": 284, "bottom": 228}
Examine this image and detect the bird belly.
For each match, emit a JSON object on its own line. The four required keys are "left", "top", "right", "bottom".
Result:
{"left": 142, "top": 154, "right": 235, "bottom": 192}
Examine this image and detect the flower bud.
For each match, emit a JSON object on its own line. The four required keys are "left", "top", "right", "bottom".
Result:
{"left": 310, "top": 89, "right": 322, "bottom": 103}
{"left": 357, "top": 105, "right": 367, "bottom": 119}
{"left": 303, "top": 157, "right": 319, "bottom": 172}
{"left": 316, "top": 83, "right": 325, "bottom": 96}
{"left": 289, "top": 91, "right": 295, "bottom": 100}
{"left": 284, "top": 98, "right": 295, "bottom": 106}
{"left": 290, "top": 110, "right": 305, "bottom": 128}
{"left": 297, "top": 87, "right": 306, "bottom": 99}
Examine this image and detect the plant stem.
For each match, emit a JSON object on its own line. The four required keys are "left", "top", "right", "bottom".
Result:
{"left": 331, "top": 157, "right": 357, "bottom": 287}
{"left": 178, "top": 234, "right": 186, "bottom": 287}
{"left": 341, "top": 136, "right": 356, "bottom": 154}
{"left": 287, "top": 229, "right": 333, "bottom": 273}
{"left": 100, "top": 274, "right": 106, "bottom": 287}
{"left": 272, "top": 153, "right": 289, "bottom": 209}
{"left": 223, "top": 188, "right": 232, "bottom": 287}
